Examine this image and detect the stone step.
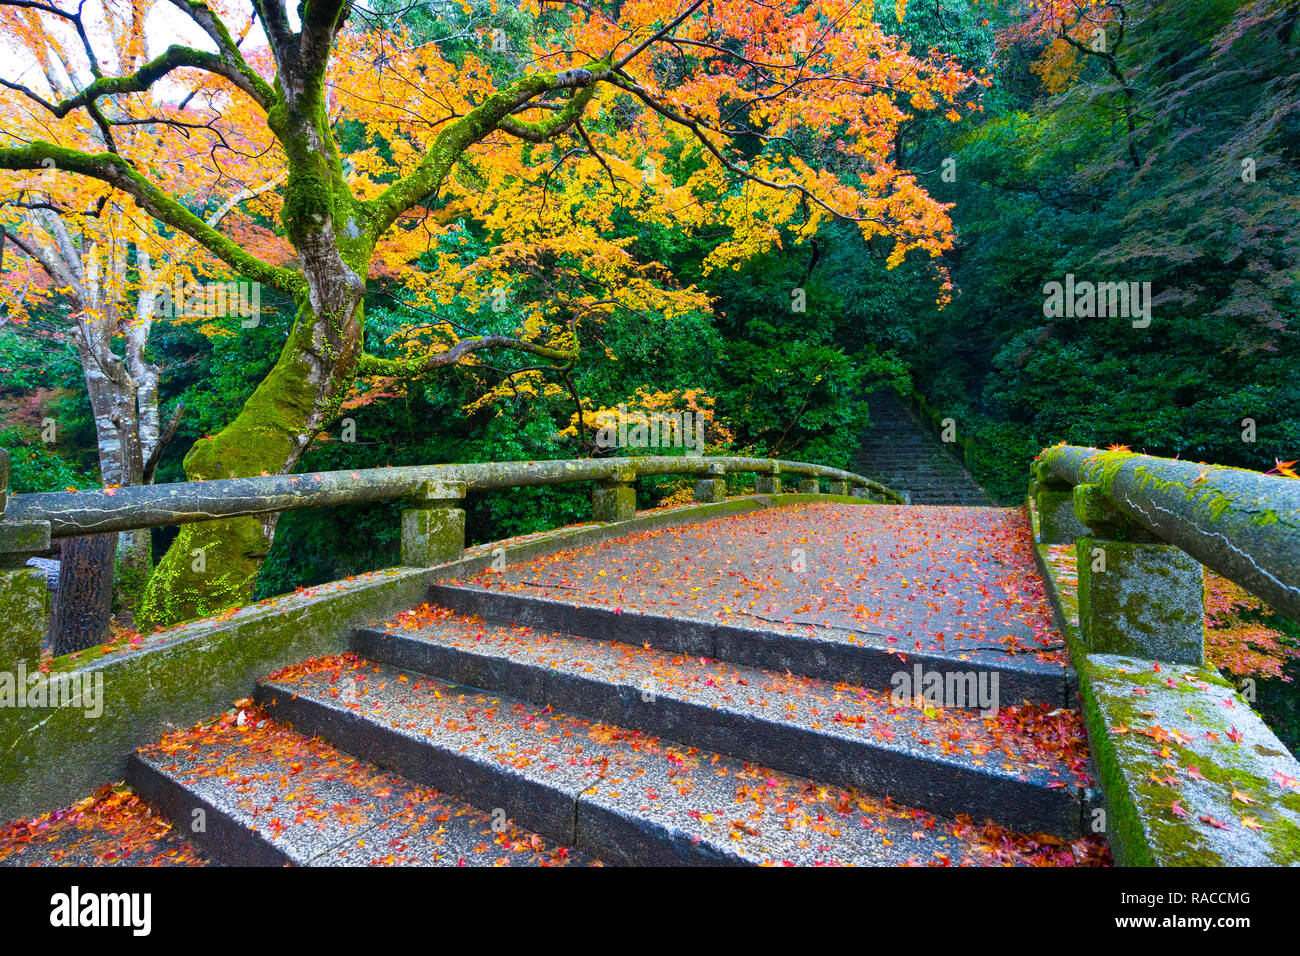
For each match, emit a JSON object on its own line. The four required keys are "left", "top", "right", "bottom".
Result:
{"left": 868, "top": 481, "right": 986, "bottom": 494}
{"left": 855, "top": 390, "right": 994, "bottom": 507}
{"left": 865, "top": 488, "right": 991, "bottom": 506}
{"left": 878, "top": 485, "right": 985, "bottom": 494}
{"left": 869, "top": 468, "right": 977, "bottom": 477}
{"left": 425, "top": 584, "right": 1074, "bottom": 707}
{"left": 254, "top": 655, "right": 1082, "bottom": 863}
{"left": 129, "top": 708, "right": 590, "bottom": 867}
{"left": 352, "top": 612, "right": 1087, "bottom": 837}
{"left": 862, "top": 465, "right": 983, "bottom": 478}
{"left": 868, "top": 477, "right": 978, "bottom": 488}
{"left": 903, "top": 495, "right": 990, "bottom": 504}
{"left": 864, "top": 463, "right": 970, "bottom": 472}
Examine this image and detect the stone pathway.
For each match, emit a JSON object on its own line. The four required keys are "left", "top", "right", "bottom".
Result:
{"left": 2, "top": 502, "right": 1108, "bottom": 867}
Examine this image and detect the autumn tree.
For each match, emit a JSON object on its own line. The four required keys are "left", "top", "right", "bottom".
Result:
{"left": 0, "top": 0, "right": 283, "bottom": 635}
{"left": 0, "top": 0, "right": 975, "bottom": 628}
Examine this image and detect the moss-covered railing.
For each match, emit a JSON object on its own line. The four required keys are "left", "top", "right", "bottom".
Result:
{"left": 0, "top": 449, "right": 901, "bottom": 819}
{"left": 2, "top": 454, "right": 899, "bottom": 538}
{"left": 1029, "top": 445, "right": 1300, "bottom": 865}
{"left": 0, "top": 449, "right": 900, "bottom": 662}
{"left": 1037, "top": 444, "right": 1300, "bottom": 623}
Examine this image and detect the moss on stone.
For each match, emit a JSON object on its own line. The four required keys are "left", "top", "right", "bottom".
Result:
{"left": 0, "top": 567, "right": 46, "bottom": 671}
{"left": 1076, "top": 536, "right": 1204, "bottom": 663}
{"left": 1033, "top": 492, "right": 1300, "bottom": 864}
{"left": 1036, "top": 488, "right": 1085, "bottom": 544}
{"left": 0, "top": 565, "right": 441, "bottom": 821}
{"left": 593, "top": 483, "right": 636, "bottom": 522}
{"left": 401, "top": 506, "right": 467, "bottom": 566}
{"left": 693, "top": 477, "right": 727, "bottom": 504}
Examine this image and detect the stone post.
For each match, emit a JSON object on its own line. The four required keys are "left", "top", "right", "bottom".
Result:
{"left": 693, "top": 462, "right": 727, "bottom": 503}
{"left": 827, "top": 480, "right": 849, "bottom": 496}
{"left": 401, "top": 479, "right": 467, "bottom": 567}
{"left": 797, "top": 477, "right": 820, "bottom": 494}
{"left": 755, "top": 461, "right": 782, "bottom": 495}
{"left": 1074, "top": 482, "right": 1204, "bottom": 664}
{"left": 0, "top": 449, "right": 50, "bottom": 673}
{"left": 593, "top": 464, "right": 636, "bottom": 523}
{"left": 1033, "top": 460, "right": 1087, "bottom": 544}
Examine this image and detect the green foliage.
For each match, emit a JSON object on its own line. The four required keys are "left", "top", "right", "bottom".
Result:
{"left": 0, "top": 332, "right": 80, "bottom": 389}
{"left": 889, "top": 0, "right": 1300, "bottom": 500}
{"left": 150, "top": 292, "right": 298, "bottom": 485}
{"left": 703, "top": 244, "right": 899, "bottom": 468}
{"left": 0, "top": 328, "right": 100, "bottom": 487}
{"left": 0, "top": 427, "right": 97, "bottom": 493}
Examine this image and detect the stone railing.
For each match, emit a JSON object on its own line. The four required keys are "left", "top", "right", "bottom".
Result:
{"left": 0, "top": 448, "right": 901, "bottom": 650}
{"left": 0, "top": 448, "right": 900, "bottom": 819}
{"left": 1030, "top": 444, "right": 1300, "bottom": 663}
{"left": 1028, "top": 446, "right": 1300, "bottom": 866}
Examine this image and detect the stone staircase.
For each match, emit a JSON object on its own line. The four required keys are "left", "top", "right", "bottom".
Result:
{"left": 126, "top": 586, "right": 1095, "bottom": 866}
{"left": 853, "top": 390, "right": 993, "bottom": 506}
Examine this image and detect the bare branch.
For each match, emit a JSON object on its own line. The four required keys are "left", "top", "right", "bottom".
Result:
{"left": 0, "top": 40, "right": 274, "bottom": 115}
{"left": 612, "top": 0, "right": 705, "bottom": 70}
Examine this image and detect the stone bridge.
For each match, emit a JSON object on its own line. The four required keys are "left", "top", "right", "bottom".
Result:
{"left": 0, "top": 446, "right": 1297, "bottom": 867}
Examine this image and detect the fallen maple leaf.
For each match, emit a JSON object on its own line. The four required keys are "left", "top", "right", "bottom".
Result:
{"left": 1272, "top": 770, "right": 1300, "bottom": 790}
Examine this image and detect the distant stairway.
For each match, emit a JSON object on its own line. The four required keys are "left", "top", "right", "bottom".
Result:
{"left": 853, "top": 390, "right": 994, "bottom": 506}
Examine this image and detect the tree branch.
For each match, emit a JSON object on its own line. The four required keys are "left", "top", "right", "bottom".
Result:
{"left": 143, "top": 402, "right": 185, "bottom": 484}
{"left": 0, "top": 40, "right": 274, "bottom": 114}
{"left": 363, "top": 64, "right": 609, "bottom": 239}
{"left": 612, "top": 0, "right": 705, "bottom": 70}
{"left": 299, "top": 0, "right": 352, "bottom": 80}
{"left": 250, "top": 0, "right": 295, "bottom": 66}
{"left": 357, "top": 334, "right": 579, "bottom": 377}
{"left": 0, "top": 142, "right": 303, "bottom": 295}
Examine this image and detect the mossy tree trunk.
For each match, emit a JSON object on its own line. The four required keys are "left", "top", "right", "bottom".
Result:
{"left": 50, "top": 532, "right": 116, "bottom": 653}
{"left": 137, "top": 296, "right": 365, "bottom": 627}
{"left": 1, "top": 0, "right": 606, "bottom": 630}
{"left": 138, "top": 7, "right": 374, "bottom": 628}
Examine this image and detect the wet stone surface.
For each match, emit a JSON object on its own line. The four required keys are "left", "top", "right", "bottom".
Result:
{"left": 259, "top": 655, "right": 1106, "bottom": 866}
{"left": 460, "top": 504, "right": 1070, "bottom": 668}
{"left": 131, "top": 707, "right": 588, "bottom": 867}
